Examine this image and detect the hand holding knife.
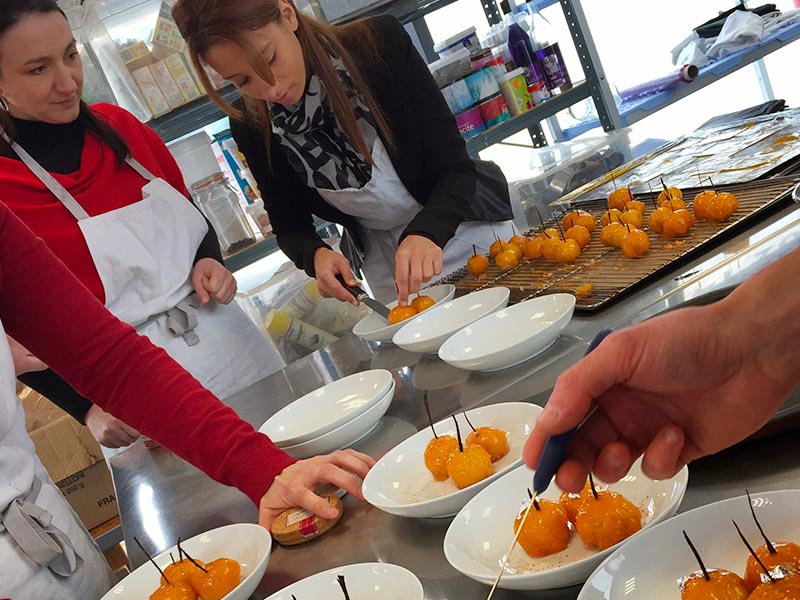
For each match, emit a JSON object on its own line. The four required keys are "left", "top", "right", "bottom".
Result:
{"left": 335, "top": 274, "right": 391, "bottom": 320}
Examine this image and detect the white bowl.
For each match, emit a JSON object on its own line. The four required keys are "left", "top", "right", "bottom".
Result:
{"left": 362, "top": 402, "right": 540, "bottom": 518}
{"left": 279, "top": 380, "right": 395, "bottom": 458}
{"left": 264, "top": 562, "right": 424, "bottom": 599}
{"left": 438, "top": 293, "right": 576, "bottom": 372}
{"left": 352, "top": 284, "right": 456, "bottom": 342}
{"left": 444, "top": 459, "right": 689, "bottom": 590}
{"left": 392, "top": 287, "right": 511, "bottom": 354}
{"left": 577, "top": 489, "right": 800, "bottom": 599}
{"left": 258, "top": 369, "right": 393, "bottom": 446}
{"left": 100, "top": 523, "right": 271, "bottom": 600}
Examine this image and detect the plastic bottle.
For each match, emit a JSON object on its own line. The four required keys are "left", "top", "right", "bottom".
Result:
{"left": 527, "top": 4, "right": 572, "bottom": 93}
{"left": 264, "top": 309, "right": 337, "bottom": 351}
{"left": 502, "top": 1, "right": 550, "bottom": 99}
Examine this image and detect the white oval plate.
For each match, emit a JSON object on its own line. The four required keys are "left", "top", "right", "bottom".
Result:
{"left": 264, "top": 562, "right": 424, "bottom": 599}
{"left": 577, "top": 489, "right": 800, "bottom": 599}
{"left": 362, "top": 402, "right": 541, "bottom": 518}
{"left": 445, "top": 459, "right": 688, "bottom": 590}
{"left": 352, "top": 284, "right": 456, "bottom": 342}
{"left": 280, "top": 380, "right": 395, "bottom": 458}
{"left": 392, "top": 287, "right": 510, "bottom": 354}
{"left": 100, "top": 523, "right": 271, "bottom": 600}
{"left": 438, "top": 293, "right": 576, "bottom": 372}
{"left": 258, "top": 369, "right": 393, "bottom": 446}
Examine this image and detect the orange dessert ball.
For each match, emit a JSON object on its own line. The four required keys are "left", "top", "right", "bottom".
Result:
{"left": 608, "top": 187, "right": 634, "bottom": 211}
{"left": 620, "top": 209, "right": 644, "bottom": 229}
{"left": 190, "top": 558, "right": 241, "bottom": 600}
{"left": 387, "top": 305, "right": 418, "bottom": 324}
{"left": 161, "top": 560, "right": 206, "bottom": 586}
{"left": 411, "top": 295, "right": 436, "bottom": 313}
{"left": 466, "top": 426, "right": 509, "bottom": 462}
{"left": 624, "top": 200, "right": 646, "bottom": 214}
{"left": 610, "top": 224, "right": 628, "bottom": 248}
{"left": 706, "top": 192, "right": 739, "bottom": 221}
{"left": 601, "top": 209, "right": 624, "bottom": 227}
{"left": 424, "top": 435, "right": 458, "bottom": 481}
{"left": 621, "top": 228, "right": 650, "bottom": 258}
{"left": 495, "top": 249, "right": 519, "bottom": 271}
{"left": 539, "top": 227, "right": 562, "bottom": 241}
{"left": 680, "top": 569, "right": 749, "bottom": 600}
{"left": 523, "top": 237, "right": 543, "bottom": 259}
{"left": 509, "top": 235, "right": 529, "bottom": 250}
{"left": 562, "top": 209, "right": 596, "bottom": 232}
{"left": 151, "top": 582, "right": 198, "bottom": 600}
{"left": 693, "top": 190, "right": 717, "bottom": 220}
{"left": 660, "top": 197, "right": 688, "bottom": 211}
{"left": 748, "top": 574, "right": 800, "bottom": 599}
{"left": 663, "top": 212, "right": 691, "bottom": 237}
{"left": 658, "top": 186, "right": 682, "bottom": 205}
{"left": 559, "top": 480, "right": 594, "bottom": 524}
{"left": 446, "top": 444, "right": 493, "bottom": 489}
{"left": 600, "top": 222, "right": 625, "bottom": 247}
{"left": 565, "top": 225, "right": 591, "bottom": 249}
{"left": 648, "top": 206, "right": 672, "bottom": 233}
{"left": 514, "top": 499, "right": 571, "bottom": 558}
{"left": 504, "top": 243, "right": 522, "bottom": 260}
{"left": 467, "top": 253, "right": 489, "bottom": 277}
{"left": 490, "top": 239, "right": 506, "bottom": 258}
{"left": 541, "top": 237, "right": 563, "bottom": 260}
{"left": 575, "top": 489, "right": 642, "bottom": 550}
{"left": 744, "top": 542, "right": 800, "bottom": 591}
{"left": 556, "top": 239, "right": 582, "bottom": 263}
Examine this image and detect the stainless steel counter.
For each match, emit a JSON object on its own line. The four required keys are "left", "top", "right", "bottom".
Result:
{"left": 111, "top": 202, "right": 800, "bottom": 599}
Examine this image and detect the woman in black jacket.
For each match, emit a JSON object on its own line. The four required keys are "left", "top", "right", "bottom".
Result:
{"left": 174, "top": 0, "right": 513, "bottom": 304}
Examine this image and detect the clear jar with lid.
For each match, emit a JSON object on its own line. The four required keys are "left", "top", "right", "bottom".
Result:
{"left": 191, "top": 173, "right": 256, "bottom": 255}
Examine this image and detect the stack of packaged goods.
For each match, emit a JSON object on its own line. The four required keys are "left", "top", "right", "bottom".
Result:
{"left": 83, "top": 0, "right": 228, "bottom": 121}
{"left": 430, "top": 1, "right": 573, "bottom": 140}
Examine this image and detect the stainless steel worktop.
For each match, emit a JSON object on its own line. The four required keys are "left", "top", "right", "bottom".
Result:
{"left": 111, "top": 201, "right": 800, "bottom": 599}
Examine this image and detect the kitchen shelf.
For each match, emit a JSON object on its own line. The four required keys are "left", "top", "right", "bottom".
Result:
{"left": 333, "top": 0, "right": 559, "bottom": 25}
{"left": 465, "top": 82, "right": 590, "bottom": 155}
{"left": 562, "top": 19, "right": 800, "bottom": 140}
{"left": 149, "top": 85, "right": 240, "bottom": 144}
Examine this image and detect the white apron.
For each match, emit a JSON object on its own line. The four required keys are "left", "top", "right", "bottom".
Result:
{"left": 0, "top": 321, "right": 117, "bottom": 599}
{"left": 7, "top": 138, "right": 284, "bottom": 400}
{"left": 318, "top": 139, "right": 513, "bottom": 303}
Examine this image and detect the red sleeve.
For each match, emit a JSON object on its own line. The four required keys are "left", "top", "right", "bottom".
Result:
{"left": 0, "top": 203, "right": 294, "bottom": 505}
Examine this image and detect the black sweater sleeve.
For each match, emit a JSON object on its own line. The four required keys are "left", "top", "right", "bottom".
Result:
{"left": 193, "top": 215, "right": 225, "bottom": 265}
{"left": 230, "top": 118, "right": 330, "bottom": 277}
{"left": 18, "top": 368, "right": 93, "bottom": 425}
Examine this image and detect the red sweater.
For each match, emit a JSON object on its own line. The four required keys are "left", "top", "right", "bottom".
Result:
{"left": 0, "top": 202, "right": 295, "bottom": 505}
{"left": 0, "top": 103, "right": 191, "bottom": 304}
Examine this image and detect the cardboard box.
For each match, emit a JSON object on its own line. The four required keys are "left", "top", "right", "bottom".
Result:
{"left": 164, "top": 53, "right": 202, "bottom": 103}
{"left": 150, "top": 60, "right": 186, "bottom": 109}
{"left": 27, "top": 414, "right": 119, "bottom": 531}
{"left": 132, "top": 65, "right": 171, "bottom": 117}
{"left": 120, "top": 41, "right": 155, "bottom": 74}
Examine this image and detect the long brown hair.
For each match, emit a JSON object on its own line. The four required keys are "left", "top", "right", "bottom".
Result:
{"left": 172, "top": 0, "right": 392, "bottom": 166}
{"left": 0, "top": 0, "right": 130, "bottom": 163}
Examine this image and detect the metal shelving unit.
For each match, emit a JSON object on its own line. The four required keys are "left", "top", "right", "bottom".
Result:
{"left": 561, "top": 19, "right": 800, "bottom": 140}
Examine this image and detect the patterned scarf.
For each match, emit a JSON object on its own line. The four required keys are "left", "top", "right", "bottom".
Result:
{"left": 270, "top": 58, "right": 378, "bottom": 190}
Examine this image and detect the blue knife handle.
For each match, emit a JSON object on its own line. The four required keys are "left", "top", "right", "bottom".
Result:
{"left": 532, "top": 328, "right": 613, "bottom": 495}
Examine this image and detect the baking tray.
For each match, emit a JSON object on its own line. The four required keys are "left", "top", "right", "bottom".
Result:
{"left": 437, "top": 177, "right": 798, "bottom": 313}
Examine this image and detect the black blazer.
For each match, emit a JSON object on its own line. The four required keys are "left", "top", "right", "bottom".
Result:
{"left": 231, "top": 15, "right": 511, "bottom": 277}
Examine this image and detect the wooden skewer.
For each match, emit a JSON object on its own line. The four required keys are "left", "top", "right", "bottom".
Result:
{"left": 486, "top": 492, "right": 537, "bottom": 599}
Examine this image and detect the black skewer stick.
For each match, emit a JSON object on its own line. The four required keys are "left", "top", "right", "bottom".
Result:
{"left": 453, "top": 415, "right": 464, "bottom": 453}
{"left": 733, "top": 520, "right": 775, "bottom": 583}
{"left": 423, "top": 391, "right": 437, "bottom": 439}
{"left": 337, "top": 575, "right": 351, "bottom": 600}
{"left": 747, "top": 489, "right": 777, "bottom": 554}
{"left": 527, "top": 488, "right": 540, "bottom": 511}
{"left": 588, "top": 473, "right": 599, "bottom": 499}
{"left": 683, "top": 530, "right": 710, "bottom": 581}
{"left": 170, "top": 552, "right": 176, "bottom": 564}
{"left": 463, "top": 411, "right": 477, "bottom": 432}
{"left": 133, "top": 536, "right": 169, "bottom": 584}
{"left": 647, "top": 183, "right": 659, "bottom": 209}
{"left": 534, "top": 207, "right": 550, "bottom": 237}
{"left": 177, "top": 538, "right": 208, "bottom": 573}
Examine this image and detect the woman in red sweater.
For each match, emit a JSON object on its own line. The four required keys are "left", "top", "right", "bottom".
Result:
{"left": 0, "top": 0, "right": 284, "bottom": 448}
{"left": 0, "top": 203, "right": 373, "bottom": 598}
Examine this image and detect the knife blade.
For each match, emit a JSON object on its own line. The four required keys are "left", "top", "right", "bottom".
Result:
{"left": 335, "top": 274, "right": 391, "bottom": 320}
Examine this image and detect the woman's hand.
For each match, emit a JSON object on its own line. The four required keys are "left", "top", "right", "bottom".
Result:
{"left": 7, "top": 335, "right": 47, "bottom": 376}
{"left": 191, "top": 258, "right": 237, "bottom": 304}
{"left": 395, "top": 235, "right": 443, "bottom": 306}
{"left": 258, "top": 449, "right": 375, "bottom": 530}
{"left": 313, "top": 248, "right": 360, "bottom": 306}
{"left": 85, "top": 404, "right": 140, "bottom": 448}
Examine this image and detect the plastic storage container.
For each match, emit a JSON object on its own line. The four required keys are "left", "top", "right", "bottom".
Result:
{"left": 192, "top": 174, "right": 256, "bottom": 256}
{"left": 434, "top": 27, "right": 480, "bottom": 58}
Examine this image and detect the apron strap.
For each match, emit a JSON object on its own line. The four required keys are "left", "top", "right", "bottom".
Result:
{"left": 136, "top": 294, "right": 201, "bottom": 347}
{"left": 1, "top": 129, "right": 90, "bottom": 221}
{"left": 125, "top": 157, "right": 157, "bottom": 182}
{"left": 0, "top": 476, "right": 81, "bottom": 577}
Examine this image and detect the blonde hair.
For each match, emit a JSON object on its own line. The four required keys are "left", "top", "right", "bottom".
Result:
{"left": 172, "top": 0, "right": 392, "bottom": 166}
